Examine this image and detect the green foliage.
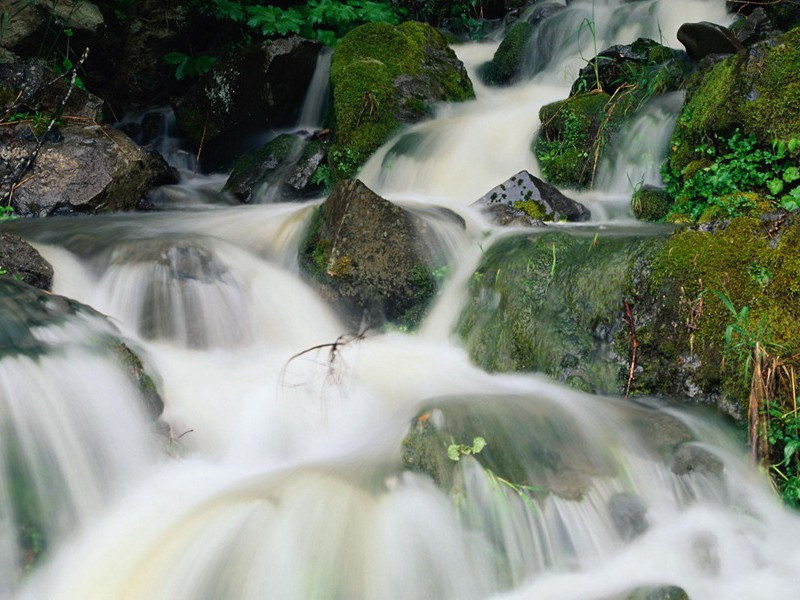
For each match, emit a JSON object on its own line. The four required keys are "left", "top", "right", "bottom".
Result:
{"left": 163, "top": 52, "right": 218, "bottom": 80}
{"left": 447, "top": 436, "right": 487, "bottom": 461}
{"left": 664, "top": 131, "right": 800, "bottom": 221}
{"left": 769, "top": 403, "right": 800, "bottom": 507}
{"left": 0, "top": 205, "right": 17, "bottom": 221}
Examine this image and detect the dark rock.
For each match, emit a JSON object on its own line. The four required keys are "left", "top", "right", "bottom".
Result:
{"left": 728, "top": 0, "right": 800, "bottom": 31}
{"left": 1, "top": 125, "right": 177, "bottom": 217}
{"left": 608, "top": 493, "right": 648, "bottom": 540}
{"left": 670, "top": 443, "right": 725, "bottom": 478}
{"left": 474, "top": 170, "right": 590, "bottom": 222}
{"left": 731, "top": 8, "right": 774, "bottom": 46}
{"left": 527, "top": 2, "right": 565, "bottom": 26}
{"left": 173, "top": 37, "right": 321, "bottom": 146}
{"left": 617, "top": 586, "right": 690, "bottom": 600}
{"left": 0, "top": 0, "right": 103, "bottom": 56}
{"left": 299, "top": 179, "right": 443, "bottom": 328}
{"left": 484, "top": 203, "right": 546, "bottom": 227}
{"left": 0, "top": 233, "right": 53, "bottom": 290}
{"left": 677, "top": 22, "right": 744, "bottom": 62}
{"left": 0, "top": 62, "right": 103, "bottom": 120}
{"left": 479, "top": 21, "right": 534, "bottom": 86}
{"left": 632, "top": 186, "right": 673, "bottom": 221}
{"left": 223, "top": 133, "right": 328, "bottom": 203}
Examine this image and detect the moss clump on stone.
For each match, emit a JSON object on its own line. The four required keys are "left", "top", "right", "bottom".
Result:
{"left": 631, "top": 186, "right": 673, "bottom": 221}
{"left": 668, "top": 28, "right": 800, "bottom": 174}
{"left": 329, "top": 21, "right": 474, "bottom": 179}
{"left": 534, "top": 92, "right": 636, "bottom": 189}
{"left": 479, "top": 21, "right": 533, "bottom": 86}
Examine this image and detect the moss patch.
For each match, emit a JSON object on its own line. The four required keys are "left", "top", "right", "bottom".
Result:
{"left": 478, "top": 21, "right": 533, "bottom": 86}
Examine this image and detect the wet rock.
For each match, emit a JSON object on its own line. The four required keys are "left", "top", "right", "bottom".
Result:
{"left": 727, "top": 0, "right": 800, "bottom": 31}
{"left": 614, "top": 586, "right": 690, "bottom": 600}
{"left": 731, "top": 8, "right": 775, "bottom": 47}
{"left": 0, "top": 233, "right": 53, "bottom": 290}
{"left": 527, "top": 3, "right": 565, "bottom": 26}
{"left": 0, "top": 62, "right": 103, "bottom": 120}
{"left": 670, "top": 443, "right": 725, "bottom": 478}
{"left": 570, "top": 38, "right": 687, "bottom": 97}
{"left": 173, "top": 37, "right": 321, "bottom": 146}
{"left": 222, "top": 133, "right": 328, "bottom": 203}
{"left": 299, "top": 179, "right": 444, "bottom": 328}
{"left": 608, "top": 493, "right": 648, "bottom": 540}
{"left": 0, "top": 0, "right": 103, "bottom": 56}
{"left": 631, "top": 185, "right": 673, "bottom": 221}
{"left": 1, "top": 125, "right": 177, "bottom": 217}
{"left": 483, "top": 203, "right": 546, "bottom": 227}
{"left": 677, "top": 22, "right": 743, "bottom": 62}
{"left": 474, "top": 170, "right": 590, "bottom": 222}
{"left": 329, "top": 21, "right": 473, "bottom": 179}
{"left": 479, "top": 21, "right": 534, "bottom": 86}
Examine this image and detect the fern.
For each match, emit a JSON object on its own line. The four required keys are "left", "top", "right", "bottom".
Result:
{"left": 246, "top": 6, "right": 304, "bottom": 36}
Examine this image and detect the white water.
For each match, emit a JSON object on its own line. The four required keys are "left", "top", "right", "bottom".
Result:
{"left": 3, "top": 1, "right": 800, "bottom": 598}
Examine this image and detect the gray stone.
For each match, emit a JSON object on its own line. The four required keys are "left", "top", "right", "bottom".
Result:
{"left": 0, "top": 233, "right": 53, "bottom": 290}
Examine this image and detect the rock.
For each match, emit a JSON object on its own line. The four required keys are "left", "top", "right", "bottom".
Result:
{"left": 0, "top": 233, "right": 53, "bottom": 290}
{"left": 727, "top": 0, "right": 800, "bottom": 31}
{"left": 534, "top": 91, "right": 637, "bottom": 189}
{"left": 173, "top": 37, "right": 321, "bottom": 146}
{"left": 631, "top": 186, "right": 673, "bottom": 221}
{"left": 474, "top": 170, "right": 591, "bottom": 222}
{"left": 479, "top": 21, "right": 534, "bottom": 86}
{"left": 670, "top": 443, "right": 725, "bottom": 478}
{"left": 569, "top": 38, "right": 686, "bottom": 97}
{"left": 299, "top": 179, "right": 443, "bottom": 328}
{"left": 668, "top": 27, "right": 800, "bottom": 178}
{"left": 329, "top": 21, "right": 474, "bottom": 179}
{"left": 608, "top": 493, "right": 648, "bottom": 541}
{"left": 0, "top": 62, "right": 103, "bottom": 120}
{"left": 615, "top": 586, "right": 690, "bottom": 600}
{"left": 677, "top": 22, "right": 743, "bottom": 62}
{"left": 527, "top": 2, "right": 565, "bottom": 26}
{"left": 0, "top": 0, "right": 103, "bottom": 55}
{"left": 222, "top": 133, "right": 328, "bottom": 203}
{"left": 483, "top": 203, "right": 546, "bottom": 227}
{"left": 1, "top": 125, "right": 177, "bottom": 217}
{"left": 730, "top": 8, "right": 775, "bottom": 47}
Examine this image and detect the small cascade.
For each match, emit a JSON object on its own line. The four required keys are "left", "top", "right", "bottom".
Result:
{"left": 298, "top": 47, "right": 333, "bottom": 130}
{"left": 117, "top": 107, "right": 197, "bottom": 173}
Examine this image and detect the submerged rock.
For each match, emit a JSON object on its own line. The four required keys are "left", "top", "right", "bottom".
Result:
{"left": 223, "top": 133, "right": 328, "bottom": 203}
{"left": 608, "top": 493, "right": 648, "bottom": 541}
{"left": 0, "top": 233, "right": 53, "bottom": 290}
{"left": 474, "top": 170, "right": 590, "bottom": 222}
{"left": 299, "top": 179, "right": 446, "bottom": 328}
{"left": 329, "top": 21, "right": 473, "bottom": 179}
{"left": 1, "top": 125, "right": 176, "bottom": 217}
{"left": 677, "top": 22, "right": 743, "bottom": 62}
{"left": 173, "top": 37, "right": 321, "bottom": 146}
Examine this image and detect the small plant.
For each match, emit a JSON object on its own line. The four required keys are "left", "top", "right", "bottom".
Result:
{"left": 447, "top": 436, "right": 486, "bottom": 461}
{"left": 163, "top": 52, "right": 218, "bottom": 80}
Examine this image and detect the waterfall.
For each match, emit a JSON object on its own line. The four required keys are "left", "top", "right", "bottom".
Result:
{"left": 3, "top": 1, "right": 800, "bottom": 598}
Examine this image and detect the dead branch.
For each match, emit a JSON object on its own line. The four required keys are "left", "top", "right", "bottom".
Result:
{"left": 624, "top": 299, "right": 637, "bottom": 399}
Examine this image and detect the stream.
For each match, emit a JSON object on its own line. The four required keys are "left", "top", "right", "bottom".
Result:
{"left": 3, "top": 1, "right": 800, "bottom": 599}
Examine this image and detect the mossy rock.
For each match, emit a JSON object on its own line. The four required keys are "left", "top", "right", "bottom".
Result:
{"left": 329, "top": 21, "right": 474, "bottom": 179}
{"left": 668, "top": 27, "right": 800, "bottom": 174}
{"left": 632, "top": 186, "right": 674, "bottom": 221}
{"left": 534, "top": 91, "right": 637, "bottom": 189}
{"left": 478, "top": 21, "right": 533, "bottom": 86}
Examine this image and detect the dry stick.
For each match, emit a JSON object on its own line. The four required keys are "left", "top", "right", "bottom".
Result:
{"left": 194, "top": 120, "right": 207, "bottom": 176}
{"left": 0, "top": 47, "right": 90, "bottom": 208}
{"left": 624, "top": 300, "right": 637, "bottom": 399}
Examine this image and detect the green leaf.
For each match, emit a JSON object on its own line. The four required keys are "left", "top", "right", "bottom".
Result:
{"left": 447, "top": 444, "right": 461, "bottom": 461}
{"left": 783, "top": 166, "right": 800, "bottom": 183}
{"left": 784, "top": 440, "right": 800, "bottom": 466}
{"left": 471, "top": 437, "right": 487, "bottom": 454}
{"left": 768, "top": 178, "right": 785, "bottom": 195}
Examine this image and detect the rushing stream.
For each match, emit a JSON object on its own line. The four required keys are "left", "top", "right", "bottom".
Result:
{"left": 3, "top": 1, "right": 800, "bottom": 598}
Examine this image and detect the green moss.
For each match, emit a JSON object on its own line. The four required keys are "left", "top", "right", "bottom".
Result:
{"left": 479, "top": 21, "right": 533, "bottom": 86}
{"left": 513, "top": 199, "right": 547, "bottom": 219}
{"left": 534, "top": 92, "right": 636, "bottom": 188}
{"left": 329, "top": 21, "right": 474, "bottom": 179}
{"left": 631, "top": 187, "right": 673, "bottom": 221}
{"left": 669, "top": 28, "right": 800, "bottom": 174}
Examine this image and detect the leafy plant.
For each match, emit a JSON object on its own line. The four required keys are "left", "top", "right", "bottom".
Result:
{"left": 0, "top": 205, "right": 16, "bottom": 221}
{"left": 163, "top": 52, "right": 218, "bottom": 80}
{"left": 447, "top": 436, "right": 487, "bottom": 461}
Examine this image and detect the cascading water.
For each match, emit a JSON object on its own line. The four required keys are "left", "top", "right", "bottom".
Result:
{"left": 2, "top": 1, "right": 800, "bottom": 599}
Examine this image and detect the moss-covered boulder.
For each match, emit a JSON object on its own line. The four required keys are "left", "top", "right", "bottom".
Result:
{"left": 173, "top": 37, "right": 320, "bottom": 146}
{"left": 329, "top": 21, "right": 474, "bottom": 179}
{"left": 534, "top": 91, "right": 637, "bottom": 189}
{"left": 677, "top": 22, "right": 743, "bottom": 62}
{"left": 632, "top": 186, "right": 673, "bottom": 221}
{"left": 668, "top": 27, "right": 800, "bottom": 175}
{"left": 473, "top": 170, "right": 590, "bottom": 222}
{"left": 478, "top": 21, "right": 533, "bottom": 86}
{"left": 222, "top": 133, "right": 328, "bottom": 203}
{"left": 299, "top": 179, "right": 449, "bottom": 328}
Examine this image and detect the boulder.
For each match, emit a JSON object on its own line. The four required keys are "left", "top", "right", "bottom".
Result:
{"left": 479, "top": 21, "right": 534, "bottom": 86}
{"left": 222, "top": 133, "right": 328, "bottom": 203}
{"left": 0, "top": 233, "right": 53, "bottom": 290}
{"left": 730, "top": 8, "right": 775, "bottom": 47}
{"left": 0, "top": 62, "right": 103, "bottom": 120}
{"left": 1, "top": 125, "right": 177, "bottom": 217}
{"left": 299, "top": 179, "right": 444, "bottom": 328}
{"left": 677, "top": 22, "right": 743, "bottom": 62}
{"left": 670, "top": 443, "right": 725, "bottom": 478}
{"left": 631, "top": 185, "right": 673, "bottom": 221}
{"left": 173, "top": 37, "right": 321, "bottom": 146}
{"left": 608, "top": 493, "right": 648, "bottom": 541}
{"left": 329, "top": 21, "right": 474, "bottom": 179}
{"left": 0, "top": 0, "right": 103, "bottom": 56}
{"left": 474, "top": 170, "right": 591, "bottom": 222}
{"left": 483, "top": 203, "right": 545, "bottom": 227}
{"left": 727, "top": 0, "right": 800, "bottom": 31}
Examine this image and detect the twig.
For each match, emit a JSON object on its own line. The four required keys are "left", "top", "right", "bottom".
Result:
{"left": 624, "top": 300, "right": 637, "bottom": 399}
{"left": 194, "top": 120, "right": 207, "bottom": 176}
{"left": 0, "top": 47, "right": 90, "bottom": 208}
